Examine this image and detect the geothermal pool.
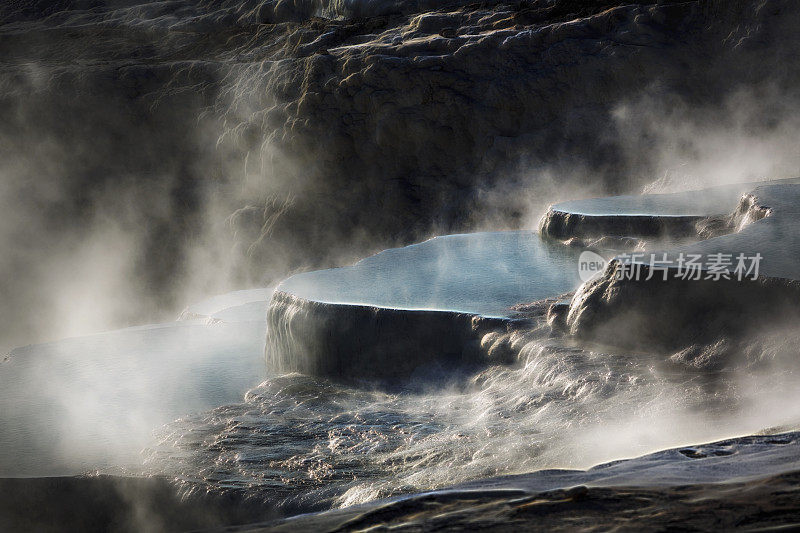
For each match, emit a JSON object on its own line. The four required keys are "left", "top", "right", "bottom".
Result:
{"left": 277, "top": 231, "right": 584, "bottom": 318}
{"left": 3, "top": 197, "right": 800, "bottom": 521}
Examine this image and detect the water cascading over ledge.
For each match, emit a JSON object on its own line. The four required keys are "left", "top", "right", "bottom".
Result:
{"left": 264, "top": 231, "right": 584, "bottom": 381}
{"left": 266, "top": 292, "right": 505, "bottom": 381}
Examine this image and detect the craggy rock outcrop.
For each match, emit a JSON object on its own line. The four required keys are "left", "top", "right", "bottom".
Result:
{"left": 568, "top": 260, "right": 800, "bottom": 354}
{"left": 562, "top": 181, "right": 800, "bottom": 357}
{"left": 245, "top": 0, "right": 800, "bottom": 265}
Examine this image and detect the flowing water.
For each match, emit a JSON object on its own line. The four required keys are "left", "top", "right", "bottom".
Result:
{"left": 3, "top": 233, "right": 800, "bottom": 518}
{"left": 142, "top": 318, "right": 800, "bottom": 514}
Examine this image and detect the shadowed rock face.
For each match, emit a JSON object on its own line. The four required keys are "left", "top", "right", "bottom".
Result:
{"left": 249, "top": 0, "right": 800, "bottom": 262}
{"left": 266, "top": 290, "right": 506, "bottom": 382}
{"left": 3, "top": 0, "right": 800, "bottom": 348}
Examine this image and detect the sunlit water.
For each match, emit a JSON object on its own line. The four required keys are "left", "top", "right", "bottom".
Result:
{"left": 279, "top": 231, "right": 585, "bottom": 317}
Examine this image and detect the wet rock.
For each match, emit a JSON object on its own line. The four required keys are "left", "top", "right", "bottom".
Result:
{"left": 546, "top": 301, "right": 570, "bottom": 333}
{"left": 250, "top": 431, "right": 800, "bottom": 532}
{"left": 485, "top": 334, "right": 516, "bottom": 364}
{"left": 563, "top": 181, "right": 800, "bottom": 354}
{"left": 266, "top": 291, "right": 508, "bottom": 382}
{"left": 540, "top": 209, "right": 705, "bottom": 241}
{"left": 540, "top": 183, "right": 753, "bottom": 241}
{"left": 696, "top": 214, "right": 734, "bottom": 240}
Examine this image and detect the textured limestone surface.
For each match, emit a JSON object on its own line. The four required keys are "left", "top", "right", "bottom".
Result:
{"left": 557, "top": 180, "right": 800, "bottom": 353}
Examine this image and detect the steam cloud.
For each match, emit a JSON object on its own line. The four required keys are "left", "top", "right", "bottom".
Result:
{"left": 2, "top": 2, "right": 800, "bottom": 515}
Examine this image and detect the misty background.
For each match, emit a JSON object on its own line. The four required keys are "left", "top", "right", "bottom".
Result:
{"left": 3, "top": 3, "right": 800, "bottom": 530}
{"left": 1, "top": 0, "right": 799, "bottom": 354}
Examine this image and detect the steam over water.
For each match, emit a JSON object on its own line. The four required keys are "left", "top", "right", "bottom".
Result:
{"left": 4, "top": 2, "right": 800, "bottom": 528}
{"left": 142, "top": 313, "right": 800, "bottom": 513}
{"left": 3, "top": 231, "right": 800, "bottom": 519}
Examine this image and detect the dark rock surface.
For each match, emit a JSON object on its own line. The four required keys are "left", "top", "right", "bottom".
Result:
{"left": 540, "top": 182, "right": 754, "bottom": 241}
{"left": 243, "top": 476, "right": 800, "bottom": 532}
{"left": 0, "top": 475, "right": 278, "bottom": 533}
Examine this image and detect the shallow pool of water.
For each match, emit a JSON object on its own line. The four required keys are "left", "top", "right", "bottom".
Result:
{"left": 278, "top": 231, "right": 584, "bottom": 318}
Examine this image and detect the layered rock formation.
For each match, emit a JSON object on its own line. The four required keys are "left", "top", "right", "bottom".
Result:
{"left": 265, "top": 231, "right": 580, "bottom": 380}
{"left": 553, "top": 180, "right": 800, "bottom": 362}
{"left": 539, "top": 183, "right": 751, "bottom": 242}
{"left": 267, "top": 178, "right": 800, "bottom": 379}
